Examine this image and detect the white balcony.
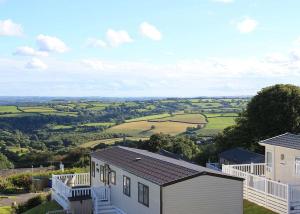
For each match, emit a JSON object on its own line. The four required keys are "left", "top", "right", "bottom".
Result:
{"left": 222, "top": 163, "right": 300, "bottom": 214}
{"left": 51, "top": 173, "right": 125, "bottom": 214}
{"left": 51, "top": 173, "right": 91, "bottom": 210}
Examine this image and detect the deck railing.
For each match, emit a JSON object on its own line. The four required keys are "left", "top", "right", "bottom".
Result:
{"left": 206, "top": 162, "right": 221, "bottom": 171}
{"left": 52, "top": 173, "right": 91, "bottom": 201}
{"left": 223, "top": 163, "right": 266, "bottom": 176}
{"left": 222, "top": 164, "right": 292, "bottom": 214}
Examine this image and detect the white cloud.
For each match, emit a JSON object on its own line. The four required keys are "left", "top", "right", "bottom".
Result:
{"left": 290, "top": 49, "right": 300, "bottom": 61}
{"left": 264, "top": 52, "right": 289, "bottom": 63}
{"left": 85, "top": 38, "right": 107, "bottom": 48}
{"left": 3, "top": 36, "right": 300, "bottom": 96}
{"left": 236, "top": 17, "right": 258, "bottom": 33}
{"left": 14, "top": 46, "right": 48, "bottom": 57}
{"left": 82, "top": 59, "right": 105, "bottom": 70}
{"left": 36, "top": 34, "right": 68, "bottom": 53}
{"left": 140, "top": 22, "right": 162, "bottom": 41}
{"left": 0, "top": 19, "right": 23, "bottom": 36}
{"left": 212, "top": 0, "right": 234, "bottom": 3}
{"left": 293, "top": 37, "right": 300, "bottom": 46}
{"left": 25, "top": 58, "right": 48, "bottom": 70}
{"left": 106, "top": 29, "right": 133, "bottom": 47}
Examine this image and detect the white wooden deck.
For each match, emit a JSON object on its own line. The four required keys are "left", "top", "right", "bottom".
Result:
{"left": 52, "top": 173, "right": 125, "bottom": 214}
{"left": 51, "top": 173, "right": 91, "bottom": 210}
{"left": 223, "top": 163, "right": 300, "bottom": 214}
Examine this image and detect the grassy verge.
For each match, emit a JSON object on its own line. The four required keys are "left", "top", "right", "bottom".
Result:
{"left": 0, "top": 206, "right": 12, "bottom": 214}
{"left": 23, "top": 201, "right": 62, "bottom": 214}
{"left": 243, "top": 200, "right": 276, "bottom": 214}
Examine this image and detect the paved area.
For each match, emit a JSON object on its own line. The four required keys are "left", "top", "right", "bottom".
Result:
{"left": 0, "top": 193, "right": 41, "bottom": 206}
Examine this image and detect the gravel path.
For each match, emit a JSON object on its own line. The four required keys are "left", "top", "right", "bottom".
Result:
{"left": 0, "top": 193, "right": 41, "bottom": 206}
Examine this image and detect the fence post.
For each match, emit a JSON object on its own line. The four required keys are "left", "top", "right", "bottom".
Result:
{"left": 250, "top": 162, "right": 254, "bottom": 174}
{"left": 265, "top": 179, "right": 268, "bottom": 208}
{"left": 287, "top": 185, "right": 291, "bottom": 214}
{"left": 245, "top": 174, "right": 248, "bottom": 200}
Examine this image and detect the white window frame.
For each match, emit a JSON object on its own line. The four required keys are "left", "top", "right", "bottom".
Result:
{"left": 110, "top": 170, "right": 116, "bottom": 185}
{"left": 266, "top": 151, "right": 273, "bottom": 172}
{"left": 123, "top": 176, "right": 131, "bottom": 197}
{"left": 295, "top": 157, "right": 300, "bottom": 176}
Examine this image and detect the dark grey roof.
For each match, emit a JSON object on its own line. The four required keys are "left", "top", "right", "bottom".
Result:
{"left": 219, "top": 148, "right": 264, "bottom": 164}
{"left": 91, "top": 146, "right": 242, "bottom": 186}
{"left": 259, "top": 132, "right": 300, "bottom": 150}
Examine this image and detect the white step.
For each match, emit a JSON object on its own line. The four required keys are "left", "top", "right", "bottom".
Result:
{"left": 96, "top": 205, "right": 119, "bottom": 214}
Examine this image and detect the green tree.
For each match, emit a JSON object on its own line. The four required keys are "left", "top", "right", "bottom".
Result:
{"left": 0, "top": 152, "right": 14, "bottom": 169}
{"left": 215, "top": 84, "right": 300, "bottom": 152}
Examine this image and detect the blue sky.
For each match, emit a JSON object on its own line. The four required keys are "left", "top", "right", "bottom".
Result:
{"left": 1, "top": 0, "right": 300, "bottom": 97}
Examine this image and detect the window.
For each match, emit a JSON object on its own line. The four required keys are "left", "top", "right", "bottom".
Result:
{"left": 138, "top": 183, "right": 149, "bottom": 207}
{"left": 123, "top": 176, "right": 130, "bottom": 196}
{"left": 91, "top": 161, "right": 95, "bottom": 177}
{"left": 110, "top": 170, "right": 116, "bottom": 185}
{"left": 266, "top": 151, "right": 272, "bottom": 172}
{"left": 295, "top": 158, "right": 300, "bottom": 175}
{"left": 100, "top": 165, "right": 104, "bottom": 182}
{"left": 281, "top": 154, "right": 285, "bottom": 161}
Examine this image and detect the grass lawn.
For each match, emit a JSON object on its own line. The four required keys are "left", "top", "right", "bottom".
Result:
{"left": 79, "top": 122, "right": 115, "bottom": 127}
{"left": 23, "top": 201, "right": 62, "bottom": 214}
{"left": 0, "top": 105, "right": 20, "bottom": 113}
{"left": 19, "top": 106, "right": 57, "bottom": 113}
{"left": 41, "top": 112, "right": 78, "bottom": 117}
{"left": 243, "top": 200, "right": 277, "bottom": 214}
{"left": 80, "top": 137, "right": 149, "bottom": 148}
{"left": 7, "top": 146, "right": 29, "bottom": 155}
{"left": 197, "top": 116, "right": 236, "bottom": 136}
{"left": 107, "top": 120, "right": 198, "bottom": 137}
{"left": 151, "top": 113, "right": 206, "bottom": 124}
{"left": 0, "top": 206, "right": 12, "bottom": 214}
{"left": 51, "top": 125, "right": 73, "bottom": 130}
{"left": 205, "top": 113, "right": 239, "bottom": 117}
{"left": 191, "top": 102, "right": 223, "bottom": 108}
{"left": 125, "top": 113, "right": 171, "bottom": 122}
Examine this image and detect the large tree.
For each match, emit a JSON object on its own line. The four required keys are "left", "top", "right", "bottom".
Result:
{"left": 215, "top": 84, "right": 300, "bottom": 152}
{"left": 0, "top": 152, "right": 14, "bottom": 169}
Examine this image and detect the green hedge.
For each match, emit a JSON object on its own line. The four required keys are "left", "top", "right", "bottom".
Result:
{"left": 0, "top": 167, "right": 87, "bottom": 194}
{"left": 14, "top": 194, "right": 48, "bottom": 214}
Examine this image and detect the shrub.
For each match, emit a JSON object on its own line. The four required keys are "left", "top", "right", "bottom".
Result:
{"left": 15, "top": 194, "right": 46, "bottom": 214}
{"left": 0, "top": 167, "right": 87, "bottom": 194}
{"left": 8, "top": 173, "right": 32, "bottom": 190}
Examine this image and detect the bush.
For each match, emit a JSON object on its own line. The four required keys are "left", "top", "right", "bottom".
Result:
{"left": 9, "top": 173, "right": 32, "bottom": 190}
{"left": 15, "top": 194, "right": 47, "bottom": 214}
{"left": 0, "top": 167, "right": 87, "bottom": 194}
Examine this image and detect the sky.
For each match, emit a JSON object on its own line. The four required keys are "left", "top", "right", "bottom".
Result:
{"left": 1, "top": 0, "right": 300, "bottom": 97}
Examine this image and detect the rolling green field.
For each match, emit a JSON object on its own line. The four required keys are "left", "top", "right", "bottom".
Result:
{"left": 7, "top": 146, "right": 29, "bottom": 154}
{"left": 197, "top": 113, "right": 237, "bottom": 136}
{"left": 51, "top": 125, "right": 73, "bottom": 130}
{"left": 107, "top": 120, "right": 198, "bottom": 137}
{"left": 205, "top": 113, "right": 239, "bottom": 117}
{"left": 79, "top": 122, "right": 115, "bottom": 127}
{"left": 191, "top": 102, "right": 222, "bottom": 108}
{"left": 41, "top": 112, "right": 78, "bottom": 117}
{"left": 19, "top": 106, "right": 56, "bottom": 113}
{"left": 0, "top": 105, "right": 20, "bottom": 113}
{"left": 125, "top": 113, "right": 171, "bottom": 122}
{"left": 80, "top": 137, "right": 149, "bottom": 148}
{"left": 150, "top": 113, "right": 206, "bottom": 124}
